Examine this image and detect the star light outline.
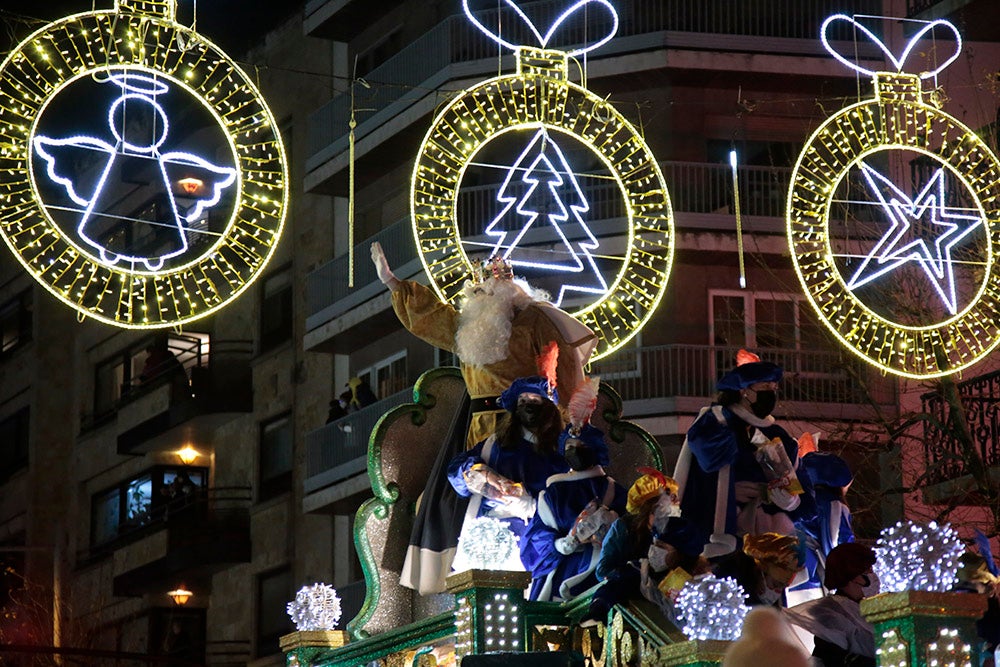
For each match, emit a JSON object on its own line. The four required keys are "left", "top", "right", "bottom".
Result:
{"left": 845, "top": 161, "right": 983, "bottom": 315}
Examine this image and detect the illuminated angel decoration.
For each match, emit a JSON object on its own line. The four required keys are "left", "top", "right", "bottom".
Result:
{"left": 33, "top": 71, "right": 237, "bottom": 271}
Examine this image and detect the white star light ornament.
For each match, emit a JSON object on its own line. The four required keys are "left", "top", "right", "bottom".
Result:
{"left": 786, "top": 13, "right": 1000, "bottom": 378}
{"left": 846, "top": 163, "right": 983, "bottom": 315}
{"left": 33, "top": 72, "right": 237, "bottom": 271}
{"left": 411, "top": 0, "right": 674, "bottom": 360}
{"left": 484, "top": 128, "right": 607, "bottom": 307}
{"left": 0, "top": 0, "right": 287, "bottom": 328}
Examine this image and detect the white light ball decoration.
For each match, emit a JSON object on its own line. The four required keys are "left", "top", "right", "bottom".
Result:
{"left": 458, "top": 517, "right": 519, "bottom": 570}
{"left": 874, "top": 520, "right": 964, "bottom": 593}
{"left": 286, "top": 583, "right": 343, "bottom": 631}
{"left": 675, "top": 575, "right": 750, "bottom": 641}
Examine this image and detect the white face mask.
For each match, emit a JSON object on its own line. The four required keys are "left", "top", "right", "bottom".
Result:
{"left": 647, "top": 544, "right": 671, "bottom": 573}
{"left": 861, "top": 572, "right": 881, "bottom": 598}
{"left": 652, "top": 495, "right": 681, "bottom": 528}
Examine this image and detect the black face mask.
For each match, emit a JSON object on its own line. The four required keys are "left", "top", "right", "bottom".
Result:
{"left": 750, "top": 390, "right": 776, "bottom": 418}
{"left": 516, "top": 403, "right": 541, "bottom": 428}
{"left": 565, "top": 445, "right": 596, "bottom": 471}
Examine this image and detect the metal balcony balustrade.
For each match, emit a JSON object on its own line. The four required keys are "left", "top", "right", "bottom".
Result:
{"left": 591, "top": 344, "right": 899, "bottom": 407}
{"left": 307, "top": 0, "right": 880, "bottom": 167}
{"left": 922, "top": 369, "right": 1000, "bottom": 487}
{"left": 306, "top": 161, "right": 791, "bottom": 325}
{"left": 304, "top": 388, "right": 413, "bottom": 492}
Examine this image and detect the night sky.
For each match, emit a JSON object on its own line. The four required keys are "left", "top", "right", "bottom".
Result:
{"left": 0, "top": 0, "right": 303, "bottom": 55}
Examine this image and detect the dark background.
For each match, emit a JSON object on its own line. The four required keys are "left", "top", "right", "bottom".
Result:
{"left": 0, "top": 0, "right": 302, "bottom": 55}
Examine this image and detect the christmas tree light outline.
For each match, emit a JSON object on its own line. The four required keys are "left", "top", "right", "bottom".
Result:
{"left": 483, "top": 127, "right": 608, "bottom": 307}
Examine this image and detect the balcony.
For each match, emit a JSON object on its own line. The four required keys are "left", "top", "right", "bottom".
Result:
{"left": 304, "top": 0, "right": 407, "bottom": 39}
{"left": 304, "top": 161, "right": 790, "bottom": 352}
{"left": 907, "top": 0, "right": 998, "bottom": 41}
{"left": 921, "top": 369, "right": 1000, "bottom": 504}
{"left": 591, "top": 344, "right": 899, "bottom": 419}
{"left": 81, "top": 485, "right": 251, "bottom": 596}
{"left": 303, "top": 389, "right": 412, "bottom": 513}
{"left": 305, "top": 0, "right": 880, "bottom": 191}
{"left": 111, "top": 340, "right": 253, "bottom": 455}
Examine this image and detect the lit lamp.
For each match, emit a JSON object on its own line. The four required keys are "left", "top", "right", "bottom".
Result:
{"left": 176, "top": 446, "right": 199, "bottom": 465}
{"left": 177, "top": 177, "right": 204, "bottom": 196}
{"left": 168, "top": 586, "right": 193, "bottom": 606}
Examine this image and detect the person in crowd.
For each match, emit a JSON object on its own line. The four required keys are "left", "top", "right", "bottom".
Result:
{"left": 674, "top": 349, "right": 815, "bottom": 557}
{"left": 346, "top": 376, "right": 378, "bottom": 409}
{"left": 447, "top": 376, "right": 568, "bottom": 572}
{"left": 723, "top": 606, "right": 811, "bottom": 667}
{"left": 739, "top": 532, "right": 806, "bottom": 607}
{"left": 784, "top": 542, "right": 879, "bottom": 666}
{"left": 520, "top": 423, "right": 627, "bottom": 601}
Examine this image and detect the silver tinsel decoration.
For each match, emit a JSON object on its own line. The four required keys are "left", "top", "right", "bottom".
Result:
{"left": 874, "top": 520, "right": 963, "bottom": 592}
{"left": 286, "top": 583, "right": 343, "bottom": 631}
{"left": 458, "top": 516, "right": 518, "bottom": 569}
{"left": 675, "top": 575, "right": 750, "bottom": 641}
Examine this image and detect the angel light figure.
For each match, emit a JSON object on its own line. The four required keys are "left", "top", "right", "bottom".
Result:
{"left": 33, "top": 70, "right": 237, "bottom": 271}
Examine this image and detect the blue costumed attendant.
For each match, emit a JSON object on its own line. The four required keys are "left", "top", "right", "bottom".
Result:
{"left": 521, "top": 422, "right": 628, "bottom": 601}
{"left": 448, "top": 376, "right": 569, "bottom": 572}
{"left": 673, "top": 350, "right": 816, "bottom": 556}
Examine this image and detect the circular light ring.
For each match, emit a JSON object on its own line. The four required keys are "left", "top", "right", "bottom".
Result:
{"left": 0, "top": 7, "right": 288, "bottom": 328}
{"left": 787, "top": 77, "right": 1000, "bottom": 378}
{"left": 411, "top": 72, "right": 674, "bottom": 361}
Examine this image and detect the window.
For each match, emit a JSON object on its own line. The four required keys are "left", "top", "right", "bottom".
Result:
{"left": 259, "top": 413, "right": 292, "bottom": 500}
{"left": 256, "top": 566, "right": 293, "bottom": 657}
{"left": 259, "top": 266, "right": 293, "bottom": 352}
{"left": 89, "top": 466, "right": 207, "bottom": 548}
{"left": 0, "top": 290, "right": 32, "bottom": 358}
{"left": 0, "top": 407, "right": 29, "bottom": 481}
{"left": 355, "top": 350, "right": 407, "bottom": 400}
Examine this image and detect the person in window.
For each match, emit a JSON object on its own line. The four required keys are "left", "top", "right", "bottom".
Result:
{"left": 326, "top": 395, "right": 349, "bottom": 424}
{"left": 138, "top": 336, "right": 186, "bottom": 388}
{"left": 783, "top": 542, "right": 878, "bottom": 666}
{"left": 346, "top": 377, "right": 378, "bottom": 409}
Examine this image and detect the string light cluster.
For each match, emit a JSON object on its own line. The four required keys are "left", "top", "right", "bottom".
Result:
{"left": 925, "top": 627, "right": 971, "bottom": 667}
{"left": 454, "top": 596, "right": 473, "bottom": 658}
{"left": 787, "top": 15, "right": 1000, "bottom": 378}
{"left": 876, "top": 628, "right": 910, "bottom": 667}
{"left": 456, "top": 516, "right": 519, "bottom": 570}
{"left": 411, "top": 40, "right": 673, "bottom": 360}
{"left": 873, "top": 520, "right": 963, "bottom": 592}
{"left": 285, "top": 583, "right": 343, "bottom": 631}
{"left": 484, "top": 591, "right": 520, "bottom": 651}
{"left": 674, "top": 575, "right": 749, "bottom": 641}
{"left": 0, "top": 0, "right": 287, "bottom": 328}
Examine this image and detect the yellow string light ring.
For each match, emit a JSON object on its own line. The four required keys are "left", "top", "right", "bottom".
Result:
{"left": 410, "top": 0, "right": 673, "bottom": 361}
{"left": 787, "top": 15, "right": 1000, "bottom": 378}
{"left": 0, "top": 0, "right": 288, "bottom": 328}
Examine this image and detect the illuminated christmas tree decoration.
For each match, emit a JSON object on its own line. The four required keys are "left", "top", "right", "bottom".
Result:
{"left": 873, "top": 520, "right": 963, "bottom": 593}
{"left": 34, "top": 71, "right": 238, "bottom": 271}
{"left": 484, "top": 127, "right": 607, "bottom": 306}
{"left": 845, "top": 163, "right": 983, "bottom": 315}
{"left": 0, "top": 0, "right": 288, "bottom": 328}
{"left": 286, "top": 583, "right": 343, "bottom": 631}
{"left": 456, "top": 516, "right": 519, "bottom": 571}
{"left": 787, "top": 14, "right": 1000, "bottom": 378}
{"left": 411, "top": 0, "right": 673, "bottom": 360}
{"left": 674, "top": 575, "right": 749, "bottom": 641}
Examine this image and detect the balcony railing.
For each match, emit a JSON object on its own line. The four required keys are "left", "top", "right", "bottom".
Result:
{"left": 591, "top": 344, "right": 899, "bottom": 406}
{"left": 305, "top": 389, "right": 413, "bottom": 491}
{"left": 308, "top": 0, "right": 881, "bottom": 165}
{"left": 306, "top": 161, "right": 790, "bottom": 325}
{"left": 922, "top": 370, "right": 1000, "bottom": 486}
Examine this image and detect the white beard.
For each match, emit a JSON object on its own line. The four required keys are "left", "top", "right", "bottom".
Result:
{"left": 454, "top": 279, "right": 534, "bottom": 367}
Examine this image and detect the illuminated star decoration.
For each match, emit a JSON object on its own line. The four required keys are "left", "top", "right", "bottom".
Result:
{"left": 845, "top": 162, "right": 983, "bottom": 315}
{"left": 33, "top": 71, "right": 237, "bottom": 272}
{"left": 483, "top": 128, "right": 607, "bottom": 307}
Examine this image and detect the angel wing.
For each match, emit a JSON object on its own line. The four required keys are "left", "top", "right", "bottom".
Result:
{"left": 33, "top": 135, "right": 116, "bottom": 207}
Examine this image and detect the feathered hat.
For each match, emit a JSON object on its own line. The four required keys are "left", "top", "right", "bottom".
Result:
{"left": 627, "top": 467, "right": 678, "bottom": 513}
{"left": 742, "top": 532, "right": 803, "bottom": 570}
{"left": 498, "top": 376, "right": 558, "bottom": 411}
{"left": 716, "top": 349, "right": 783, "bottom": 392}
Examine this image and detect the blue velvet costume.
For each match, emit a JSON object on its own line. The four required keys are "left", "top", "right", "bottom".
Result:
{"left": 521, "top": 467, "right": 627, "bottom": 601}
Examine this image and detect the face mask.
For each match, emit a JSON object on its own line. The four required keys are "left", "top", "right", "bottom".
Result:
{"left": 750, "top": 390, "right": 777, "bottom": 418}
{"left": 648, "top": 544, "right": 671, "bottom": 573}
{"left": 565, "top": 445, "right": 596, "bottom": 471}
{"left": 516, "top": 403, "right": 541, "bottom": 427}
{"left": 861, "top": 572, "right": 880, "bottom": 598}
{"left": 652, "top": 495, "right": 681, "bottom": 530}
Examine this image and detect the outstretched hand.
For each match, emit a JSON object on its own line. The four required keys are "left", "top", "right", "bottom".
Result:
{"left": 371, "top": 242, "right": 399, "bottom": 290}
